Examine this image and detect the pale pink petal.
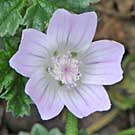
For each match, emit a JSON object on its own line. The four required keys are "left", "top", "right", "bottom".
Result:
{"left": 47, "top": 9, "right": 97, "bottom": 52}
{"left": 25, "top": 71, "right": 64, "bottom": 120}
{"left": 81, "top": 40, "right": 125, "bottom": 85}
{"left": 19, "top": 29, "right": 49, "bottom": 53}
{"left": 9, "top": 29, "right": 49, "bottom": 77}
{"left": 59, "top": 84, "right": 111, "bottom": 118}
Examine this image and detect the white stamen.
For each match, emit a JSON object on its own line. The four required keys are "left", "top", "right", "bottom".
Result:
{"left": 48, "top": 52, "right": 81, "bottom": 87}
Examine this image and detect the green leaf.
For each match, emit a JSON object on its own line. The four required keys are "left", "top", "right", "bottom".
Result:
{"left": 49, "top": 128, "right": 63, "bottom": 135}
{"left": 113, "top": 128, "right": 135, "bottom": 135}
{"left": 109, "top": 55, "right": 135, "bottom": 110}
{"left": 49, "top": 0, "right": 100, "bottom": 12}
{"left": 0, "top": 0, "right": 24, "bottom": 37}
{"left": 1, "top": 72, "right": 31, "bottom": 116}
{"left": 23, "top": 0, "right": 99, "bottom": 31}
{"left": 88, "top": 0, "right": 100, "bottom": 3}
{"left": 0, "top": 37, "right": 31, "bottom": 117}
{"left": 18, "top": 132, "right": 30, "bottom": 135}
{"left": 18, "top": 123, "right": 64, "bottom": 135}
{"left": 79, "top": 129, "right": 89, "bottom": 135}
{"left": 31, "top": 124, "right": 48, "bottom": 135}
{"left": 121, "top": 55, "right": 135, "bottom": 94}
{"left": 110, "top": 89, "right": 135, "bottom": 110}
{"left": 23, "top": 0, "right": 55, "bottom": 31}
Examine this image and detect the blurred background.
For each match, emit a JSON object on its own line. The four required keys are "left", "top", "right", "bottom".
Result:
{"left": 0, "top": 0, "right": 135, "bottom": 135}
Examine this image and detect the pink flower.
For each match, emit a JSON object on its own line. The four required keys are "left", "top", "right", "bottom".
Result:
{"left": 9, "top": 9, "right": 124, "bottom": 120}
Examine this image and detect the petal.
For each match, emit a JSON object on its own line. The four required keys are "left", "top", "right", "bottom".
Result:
{"left": 81, "top": 40, "right": 125, "bottom": 85}
{"left": 25, "top": 71, "right": 64, "bottom": 120}
{"left": 19, "top": 29, "right": 48, "bottom": 51}
{"left": 47, "top": 9, "right": 97, "bottom": 52}
{"left": 59, "top": 84, "right": 111, "bottom": 118}
{"left": 9, "top": 29, "right": 49, "bottom": 77}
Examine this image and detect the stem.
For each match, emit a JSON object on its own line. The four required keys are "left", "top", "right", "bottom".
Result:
{"left": 65, "top": 109, "right": 78, "bottom": 135}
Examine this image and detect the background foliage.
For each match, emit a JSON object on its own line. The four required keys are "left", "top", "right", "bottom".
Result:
{"left": 0, "top": 0, "right": 135, "bottom": 135}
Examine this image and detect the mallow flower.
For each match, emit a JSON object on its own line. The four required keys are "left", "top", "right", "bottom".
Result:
{"left": 9, "top": 9, "right": 124, "bottom": 120}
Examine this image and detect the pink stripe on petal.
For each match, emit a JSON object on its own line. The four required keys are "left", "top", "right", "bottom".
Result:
{"left": 58, "top": 84, "right": 111, "bottom": 118}
{"left": 9, "top": 29, "right": 49, "bottom": 77}
{"left": 20, "top": 29, "right": 49, "bottom": 55}
{"left": 25, "top": 71, "right": 64, "bottom": 120}
{"left": 47, "top": 9, "right": 97, "bottom": 52}
{"left": 81, "top": 40, "right": 124, "bottom": 85}
{"left": 9, "top": 51, "right": 45, "bottom": 77}
{"left": 68, "top": 12, "right": 97, "bottom": 51}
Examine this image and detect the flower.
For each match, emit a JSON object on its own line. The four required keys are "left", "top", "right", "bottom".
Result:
{"left": 9, "top": 9, "right": 124, "bottom": 120}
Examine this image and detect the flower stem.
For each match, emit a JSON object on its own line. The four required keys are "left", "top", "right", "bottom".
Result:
{"left": 65, "top": 109, "right": 78, "bottom": 135}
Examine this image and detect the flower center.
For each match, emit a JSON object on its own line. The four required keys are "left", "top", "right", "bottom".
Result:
{"left": 48, "top": 52, "right": 81, "bottom": 87}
